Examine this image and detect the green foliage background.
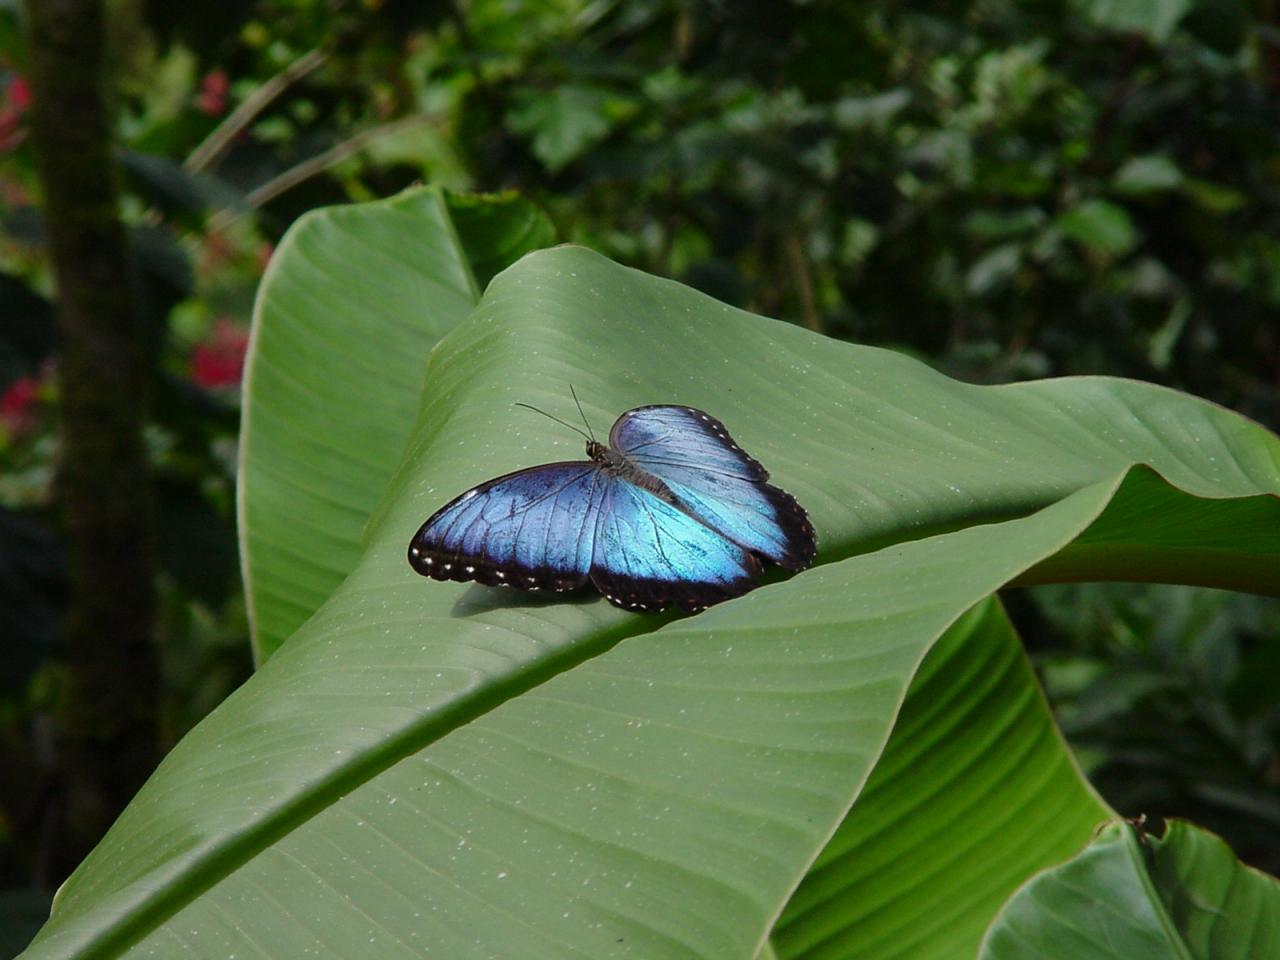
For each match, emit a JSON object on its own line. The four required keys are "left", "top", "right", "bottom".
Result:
{"left": 1, "top": 0, "right": 1279, "bottom": 951}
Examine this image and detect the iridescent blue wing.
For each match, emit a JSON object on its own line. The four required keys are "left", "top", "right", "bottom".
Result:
{"left": 609, "top": 404, "right": 769, "bottom": 478}
{"left": 590, "top": 475, "right": 762, "bottom": 612}
{"left": 408, "top": 463, "right": 605, "bottom": 592}
{"left": 610, "top": 405, "right": 816, "bottom": 570}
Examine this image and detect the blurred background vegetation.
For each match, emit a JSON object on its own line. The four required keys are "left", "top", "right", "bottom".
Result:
{"left": 1, "top": 0, "right": 1278, "bottom": 952}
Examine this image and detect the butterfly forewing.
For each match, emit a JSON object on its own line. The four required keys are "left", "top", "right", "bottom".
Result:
{"left": 609, "top": 405, "right": 768, "bottom": 479}
{"left": 610, "top": 406, "right": 816, "bottom": 570}
{"left": 408, "top": 462, "right": 604, "bottom": 591}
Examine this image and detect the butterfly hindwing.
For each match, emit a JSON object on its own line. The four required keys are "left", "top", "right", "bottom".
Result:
{"left": 589, "top": 474, "right": 761, "bottom": 612}
{"left": 648, "top": 466, "right": 814, "bottom": 571}
{"left": 407, "top": 462, "right": 604, "bottom": 591}
{"left": 610, "top": 405, "right": 816, "bottom": 571}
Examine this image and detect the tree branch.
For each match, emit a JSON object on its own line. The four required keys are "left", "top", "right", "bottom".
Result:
{"left": 185, "top": 48, "right": 328, "bottom": 174}
{"left": 25, "top": 0, "right": 158, "bottom": 867}
{"left": 207, "top": 114, "right": 437, "bottom": 232}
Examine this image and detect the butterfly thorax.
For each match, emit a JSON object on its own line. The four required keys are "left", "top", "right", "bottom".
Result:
{"left": 587, "top": 440, "right": 677, "bottom": 505}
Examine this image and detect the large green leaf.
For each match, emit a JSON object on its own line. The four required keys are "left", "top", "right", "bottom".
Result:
{"left": 24, "top": 481, "right": 1122, "bottom": 960}
{"left": 23, "top": 237, "right": 1280, "bottom": 958}
{"left": 772, "top": 597, "right": 1108, "bottom": 960}
{"left": 240, "top": 186, "right": 552, "bottom": 662}
{"left": 980, "top": 819, "right": 1280, "bottom": 958}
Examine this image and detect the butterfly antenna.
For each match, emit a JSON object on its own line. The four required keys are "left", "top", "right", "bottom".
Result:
{"left": 568, "top": 384, "right": 596, "bottom": 443}
{"left": 513, "top": 402, "right": 593, "bottom": 442}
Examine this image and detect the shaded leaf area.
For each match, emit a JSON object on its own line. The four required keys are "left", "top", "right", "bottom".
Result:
{"left": 980, "top": 819, "right": 1280, "bottom": 959}
{"left": 1150, "top": 820, "right": 1280, "bottom": 956}
{"left": 442, "top": 189, "right": 557, "bottom": 291}
{"left": 773, "top": 600, "right": 1107, "bottom": 960}
{"left": 22, "top": 245, "right": 1280, "bottom": 959}
{"left": 240, "top": 186, "right": 552, "bottom": 661}
{"left": 1015, "top": 461, "right": 1280, "bottom": 595}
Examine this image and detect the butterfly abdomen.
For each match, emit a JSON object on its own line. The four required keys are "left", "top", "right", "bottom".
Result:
{"left": 590, "top": 442, "right": 680, "bottom": 507}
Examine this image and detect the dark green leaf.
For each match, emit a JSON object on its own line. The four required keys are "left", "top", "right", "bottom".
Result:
{"left": 980, "top": 819, "right": 1280, "bottom": 958}
{"left": 1057, "top": 200, "right": 1139, "bottom": 256}
{"left": 1074, "top": 0, "right": 1194, "bottom": 43}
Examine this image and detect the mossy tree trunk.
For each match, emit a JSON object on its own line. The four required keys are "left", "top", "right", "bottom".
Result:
{"left": 25, "top": 0, "right": 159, "bottom": 877}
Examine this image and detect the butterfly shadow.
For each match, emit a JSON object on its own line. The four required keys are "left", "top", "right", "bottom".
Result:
{"left": 449, "top": 583, "right": 606, "bottom": 619}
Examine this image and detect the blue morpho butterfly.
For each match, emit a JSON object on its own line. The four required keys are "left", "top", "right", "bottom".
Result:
{"left": 407, "top": 394, "right": 816, "bottom": 613}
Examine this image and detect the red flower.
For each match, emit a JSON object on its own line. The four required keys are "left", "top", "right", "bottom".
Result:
{"left": 1, "top": 375, "right": 40, "bottom": 438}
{"left": 0, "top": 74, "right": 30, "bottom": 153}
{"left": 8, "top": 75, "right": 29, "bottom": 110}
{"left": 196, "top": 70, "right": 230, "bottom": 116}
{"left": 190, "top": 318, "right": 249, "bottom": 390}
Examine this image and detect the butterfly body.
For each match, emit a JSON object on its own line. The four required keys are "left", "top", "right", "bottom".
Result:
{"left": 408, "top": 405, "right": 815, "bottom": 612}
{"left": 584, "top": 439, "right": 678, "bottom": 504}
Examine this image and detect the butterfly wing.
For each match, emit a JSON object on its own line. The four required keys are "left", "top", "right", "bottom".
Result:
{"left": 590, "top": 474, "right": 761, "bottom": 612}
{"left": 609, "top": 405, "right": 816, "bottom": 570}
{"left": 408, "top": 463, "right": 606, "bottom": 591}
{"left": 609, "top": 404, "right": 768, "bottom": 478}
